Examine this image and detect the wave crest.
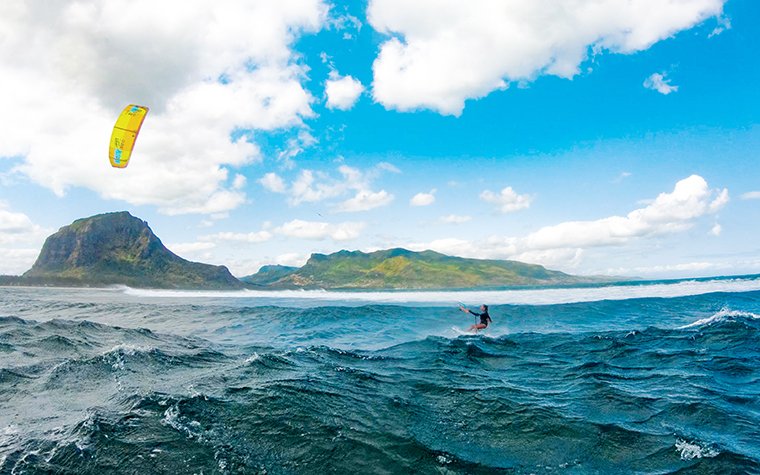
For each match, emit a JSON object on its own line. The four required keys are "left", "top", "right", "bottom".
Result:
{"left": 679, "top": 307, "right": 760, "bottom": 329}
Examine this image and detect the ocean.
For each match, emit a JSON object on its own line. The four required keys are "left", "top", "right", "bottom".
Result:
{"left": 1, "top": 276, "right": 759, "bottom": 474}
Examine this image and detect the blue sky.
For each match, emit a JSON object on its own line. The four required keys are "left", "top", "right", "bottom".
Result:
{"left": 0, "top": 0, "right": 758, "bottom": 278}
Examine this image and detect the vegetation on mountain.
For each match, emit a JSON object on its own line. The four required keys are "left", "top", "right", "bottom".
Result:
{"left": 22, "top": 212, "right": 243, "bottom": 289}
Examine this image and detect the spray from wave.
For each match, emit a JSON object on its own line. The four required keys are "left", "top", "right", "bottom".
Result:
{"left": 679, "top": 307, "right": 760, "bottom": 329}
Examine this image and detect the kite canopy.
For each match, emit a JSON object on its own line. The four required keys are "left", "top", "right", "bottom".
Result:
{"left": 109, "top": 105, "right": 149, "bottom": 168}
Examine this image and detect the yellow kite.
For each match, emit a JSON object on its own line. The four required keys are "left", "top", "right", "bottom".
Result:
{"left": 109, "top": 105, "right": 149, "bottom": 168}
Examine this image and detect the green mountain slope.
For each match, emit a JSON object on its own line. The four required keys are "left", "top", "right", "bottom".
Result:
{"left": 23, "top": 211, "right": 243, "bottom": 289}
{"left": 240, "top": 265, "right": 298, "bottom": 286}
{"left": 259, "top": 248, "right": 597, "bottom": 289}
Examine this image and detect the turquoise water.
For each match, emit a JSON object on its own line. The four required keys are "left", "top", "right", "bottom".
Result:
{"left": 1, "top": 276, "right": 759, "bottom": 473}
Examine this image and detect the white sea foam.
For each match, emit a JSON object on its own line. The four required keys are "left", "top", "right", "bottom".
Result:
{"left": 244, "top": 353, "right": 261, "bottom": 364}
{"left": 121, "top": 276, "right": 760, "bottom": 307}
{"left": 679, "top": 307, "right": 760, "bottom": 329}
{"left": 675, "top": 438, "right": 720, "bottom": 460}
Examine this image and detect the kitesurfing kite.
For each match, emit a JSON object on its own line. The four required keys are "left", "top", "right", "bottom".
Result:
{"left": 109, "top": 105, "right": 149, "bottom": 168}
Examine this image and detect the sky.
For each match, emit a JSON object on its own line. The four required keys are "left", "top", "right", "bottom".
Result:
{"left": 0, "top": 0, "right": 758, "bottom": 279}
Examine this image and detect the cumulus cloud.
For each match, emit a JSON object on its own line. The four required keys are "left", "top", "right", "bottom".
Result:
{"left": 410, "top": 189, "right": 436, "bottom": 206}
{"left": 0, "top": 203, "right": 50, "bottom": 274}
{"left": 709, "top": 223, "right": 722, "bottom": 236}
{"left": 272, "top": 162, "right": 397, "bottom": 211}
{"left": 367, "top": 0, "right": 725, "bottom": 115}
{"left": 643, "top": 72, "right": 679, "bottom": 94}
{"left": 289, "top": 169, "right": 346, "bottom": 205}
{"left": 260, "top": 172, "right": 287, "bottom": 193}
{"left": 201, "top": 231, "right": 273, "bottom": 243}
{"left": 0, "top": 248, "right": 42, "bottom": 275}
{"left": 439, "top": 214, "right": 472, "bottom": 224}
{"left": 0, "top": 206, "right": 42, "bottom": 238}
{"left": 167, "top": 241, "right": 216, "bottom": 258}
{"left": 412, "top": 175, "right": 728, "bottom": 269}
{"left": 273, "top": 252, "right": 310, "bottom": 267}
{"left": 480, "top": 186, "right": 532, "bottom": 213}
{"left": 275, "top": 219, "right": 364, "bottom": 240}
{"left": 741, "top": 191, "right": 760, "bottom": 200}
{"left": 325, "top": 70, "right": 365, "bottom": 110}
{"left": 0, "top": 1, "right": 329, "bottom": 215}
{"left": 522, "top": 175, "right": 727, "bottom": 250}
{"left": 336, "top": 190, "right": 394, "bottom": 212}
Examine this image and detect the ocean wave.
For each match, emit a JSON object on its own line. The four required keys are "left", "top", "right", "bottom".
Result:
{"left": 2, "top": 287, "right": 759, "bottom": 473}
{"left": 678, "top": 307, "right": 760, "bottom": 328}
{"left": 120, "top": 275, "right": 760, "bottom": 306}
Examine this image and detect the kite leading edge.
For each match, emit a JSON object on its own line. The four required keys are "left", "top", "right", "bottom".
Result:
{"left": 109, "top": 105, "right": 149, "bottom": 168}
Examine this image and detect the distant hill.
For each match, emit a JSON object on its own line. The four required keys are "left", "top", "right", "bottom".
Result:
{"left": 246, "top": 248, "right": 601, "bottom": 290}
{"left": 22, "top": 211, "right": 243, "bottom": 289}
{"left": 240, "top": 265, "right": 298, "bottom": 286}
{"left": 8, "top": 212, "right": 613, "bottom": 291}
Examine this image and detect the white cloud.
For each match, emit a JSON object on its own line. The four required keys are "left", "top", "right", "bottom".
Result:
{"left": 275, "top": 219, "right": 364, "bottom": 241}
{"left": 335, "top": 189, "right": 394, "bottom": 212}
{"left": 0, "top": 1, "right": 329, "bottom": 215}
{"left": 522, "top": 175, "right": 727, "bottom": 250}
{"left": 325, "top": 71, "right": 364, "bottom": 110}
{"left": 709, "top": 14, "right": 731, "bottom": 37}
{"left": 410, "top": 189, "right": 436, "bottom": 206}
{"left": 232, "top": 174, "right": 247, "bottom": 190}
{"left": 289, "top": 169, "right": 344, "bottom": 205}
{"left": 480, "top": 186, "right": 532, "bottom": 213}
{"left": 0, "top": 207, "right": 40, "bottom": 236}
{"left": 201, "top": 231, "right": 273, "bottom": 243}
{"left": 510, "top": 248, "right": 585, "bottom": 270}
{"left": 167, "top": 241, "right": 216, "bottom": 256}
{"left": 0, "top": 203, "right": 51, "bottom": 274}
{"left": 375, "top": 162, "right": 401, "bottom": 174}
{"left": 277, "top": 129, "right": 318, "bottom": 169}
{"left": 368, "top": 0, "right": 724, "bottom": 115}
{"left": 276, "top": 163, "right": 396, "bottom": 211}
{"left": 0, "top": 203, "right": 49, "bottom": 246}
{"left": 409, "top": 238, "right": 480, "bottom": 257}
{"left": 274, "top": 252, "right": 309, "bottom": 267}
{"left": 603, "top": 261, "right": 727, "bottom": 276}
{"left": 644, "top": 72, "right": 679, "bottom": 94}
{"left": 0, "top": 248, "right": 41, "bottom": 275}
{"left": 260, "top": 172, "right": 287, "bottom": 193}
{"left": 440, "top": 214, "right": 472, "bottom": 224}
{"left": 710, "top": 223, "right": 722, "bottom": 236}
{"left": 411, "top": 175, "right": 728, "bottom": 269}
{"left": 741, "top": 191, "right": 760, "bottom": 200}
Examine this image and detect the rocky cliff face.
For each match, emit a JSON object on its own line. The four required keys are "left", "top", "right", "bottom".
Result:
{"left": 24, "top": 211, "right": 243, "bottom": 289}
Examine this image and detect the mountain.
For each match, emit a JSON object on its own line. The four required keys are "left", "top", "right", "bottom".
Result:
{"left": 23, "top": 211, "right": 243, "bottom": 289}
{"left": 251, "top": 248, "right": 599, "bottom": 290}
{"left": 240, "top": 265, "right": 298, "bottom": 286}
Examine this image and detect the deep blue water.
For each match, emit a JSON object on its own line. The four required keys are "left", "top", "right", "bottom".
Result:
{"left": 1, "top": 277, "right": 759, "bottom": 474}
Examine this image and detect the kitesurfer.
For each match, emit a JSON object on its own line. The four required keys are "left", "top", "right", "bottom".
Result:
{"left": 459, "top": 304, "right": 492, "bottom": 332}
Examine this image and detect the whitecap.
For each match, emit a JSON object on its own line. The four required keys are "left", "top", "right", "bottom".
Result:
{"left": 119, "top": 276, "right": 760, "bottom": 307}
{"left": 675, "top": 438, "right": 720, "bottom": 460}
{"left": 679, "top": 307, "right": 760, "bottom": 329}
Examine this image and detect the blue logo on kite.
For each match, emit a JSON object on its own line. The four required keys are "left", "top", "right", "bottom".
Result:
{"left": 114, "top": 149, "right": 122, "bottom": 164}
{"left": 129, "top": 106, "right": 140, "bottom": 113}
